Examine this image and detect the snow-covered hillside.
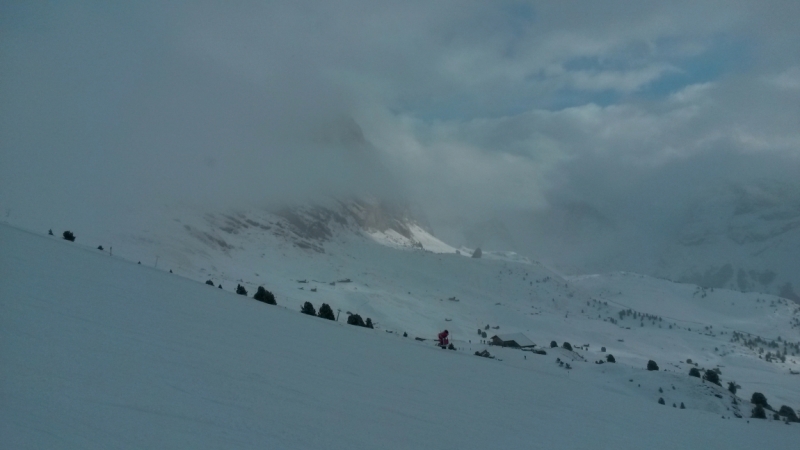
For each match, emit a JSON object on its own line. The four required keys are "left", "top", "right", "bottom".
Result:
{"left": 2, "top": 222, "right": 799, "bottom": 449}
{"left": 512, "top": 181, "right": 800, "bottom": 302}
{"left": 3, "top": 203, "right": 800, "bottom": 448}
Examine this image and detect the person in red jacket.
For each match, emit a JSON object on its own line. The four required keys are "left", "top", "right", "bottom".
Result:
{"left": 438, "top": 330, "right": 449, "bottom": 347}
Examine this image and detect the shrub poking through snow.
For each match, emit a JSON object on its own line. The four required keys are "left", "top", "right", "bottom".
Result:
{"left": 205, "top": 280, "right": 215, "bottom": 286}
{"left": 562, "top": 342, "right": 573, "bottom": 351}
{"left": 62, "top": 231, "right": 76, "bottom": 242}
{"left": 751, "top": 392, "right": 770, "bottom": 409}
{"left": 658, "top": 398, "right": 665, "bottom": 405}
{"left": 680, "top": 402, "right": 686, "bottom": 409}
{"left": 301, "top": 302, "right": 316, "bottom": 316}
{"left": 236, "top": 284, "right": 248, "bottom": 296}
{"left": 703, "top": 369, "right": 721, "bottom": 386}
{"left": 647, "top": 360, "right": 659, "bottom": 371}
{"left": 752, "top": 405, "right": 766, "bottom": 419}
{"left": 606, "top": 354, "right": 616, "bottom": 363}
{"left": 778, "top": 406, "right": 799, "bottom": 422}
{"left": 347, "top": 314, "right": 365, "bottom": 327}
{"left": 253, "top": 286, "right": 276, "bottom": 304}
{"left": 365, "top": 318, "right": 374, "bottom": 329}
{"left": 728, "top": 381, "right": 739, "bottom": 395}
{"left": 318, "top": 303, "right": 335, "bottom": 321}
{"left": 689, "top": 368, "right": 701, "bottom": 378}
{"left": 550, "top": 341, "right": 558, "bottom": 348}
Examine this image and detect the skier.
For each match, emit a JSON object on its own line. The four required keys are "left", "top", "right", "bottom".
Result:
{"left": 438, "top": 329, "right": 449, "bottom": 347}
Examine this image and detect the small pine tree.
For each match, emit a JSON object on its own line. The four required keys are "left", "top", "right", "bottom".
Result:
{"left": 751, "top": 392, "right": 769, "bottom": 409}
{"left": 205, "top": 280, "right": 215, "bottom": 286}
{"left": 62, "top": 231, "right": 75, "bottom": 242}
{"left": 365, "top": 318, "right": 374, "bottom": 329}
{"left": 680, "top": 402, "right": 685, "bottom": 409}
{"left": 606, "top": 354, "right": 616, "bottom": 363}
{"left": 689, "top": 368, "right": 701, "bottom": 378}
{"left": 347, "top": 314, "right": 365, "bottom": 327}
{"left": 658, "top": 397, "right": 665, "bottom": 405}
{"left": 778, "top": 405, "right": 799, "bottom": 422}
{"left": 647, "top": 360, "right": 659, "bottom": 371}
{"left": 727, "top": 381, "right": 739, "bottom": 395}
{"left": 317, "top": 303, "right": 336, "bottom": 320}
{"left": 300, "top": 301, "right": 316, "bottom": 316}
{"left": 48, "top": 229, "right": 53, "bottom": 236}
{"left": 236, "top": 284, "right": 248, "bottom": 296}
{"left": 218, "top": 284, "right": 222, "bottom": 289}
{"left": 751, "top": 405, "right": 766, "bottom": 419}
{"left": 253, "top": 286, "right": 276, "bottom": 305}
{"left": 703, "top": 369, "right": 720, "bottom": 386}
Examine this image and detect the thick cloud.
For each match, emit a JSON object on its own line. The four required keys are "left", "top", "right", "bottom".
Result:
{"left": 1, "top": 1, "right": 798, "bottom": 265}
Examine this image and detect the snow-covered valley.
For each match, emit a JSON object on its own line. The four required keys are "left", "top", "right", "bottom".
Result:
{"left": 2, "top": 204, "right": 799, "bottom": 448}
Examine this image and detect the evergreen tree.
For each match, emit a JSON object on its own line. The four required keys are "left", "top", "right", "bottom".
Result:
{"left": 301, "top": 301, "right": 316, "bottom": 316}
{"left": 253, "top": 286, "right": 276, "bottom": 304}
{"left": 317, "top": 303, "right": 336, "bottom": 320}
{"left": 62, "top": 230, "right": 75, "bottom": 242}
{"left": 703, "top": 369, "right": 720, "bottom": 386}
{"left": 752, "top": 405, "right": 766, "bottom": 419}
{"left": 236, "top": 284, "right": 248, "bottom": 296}
{"left": 647, "top": 360, "right": 659, "bottom": 371}
{"left": 347, "top": 314, "right": 365, "bottom": 327}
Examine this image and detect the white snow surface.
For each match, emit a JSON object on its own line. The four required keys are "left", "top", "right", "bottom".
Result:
{"left": 2, "top": 218, "right": 800, "bottom": 448}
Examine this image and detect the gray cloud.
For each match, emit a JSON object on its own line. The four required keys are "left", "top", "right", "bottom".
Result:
{"left": 1, "top": 1, "right": 798, "bottom": 266}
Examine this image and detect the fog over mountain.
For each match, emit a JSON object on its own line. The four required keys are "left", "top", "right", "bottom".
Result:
{"left": 2, "top": 1, "right": 799, "bottom": 297}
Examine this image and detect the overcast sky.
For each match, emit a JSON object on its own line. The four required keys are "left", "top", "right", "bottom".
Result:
{"left": 2, "top": 1, "right": 799, "bottom": 260}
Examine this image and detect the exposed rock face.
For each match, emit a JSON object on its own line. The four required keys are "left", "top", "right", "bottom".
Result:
{"left": 191, "top": 198, "right": 432, "bottom": 254}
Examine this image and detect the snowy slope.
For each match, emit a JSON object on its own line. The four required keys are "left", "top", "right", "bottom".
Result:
{"left": 1, "top": 223, "right": 799, "bottom": 449}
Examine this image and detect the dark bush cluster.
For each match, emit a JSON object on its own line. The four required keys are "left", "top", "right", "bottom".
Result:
{"left": 751, "top": 392, "right": 770, "bottom": 410}
{"left": 689, "top": 368, "right": 701, "bottom": 378}
{"left": 236, "top": 284, "right": 248, "bottom": 296}
{"left": 562, "top": 342, "right": 573, "bottom": 351}
{"left": 62, "top": 231, "right": 76, "bottom": 242}
{"left": 647, "top": 360, "right": 659, "bottom": 371}
{"left": 703, "top": 369, "right": 720, "bottom": 386}
{"left": 346, "top": 313, "right": 373, "bottom": 328}
{"left": 318, "top": 303, "right": 336, "bottom": 320}
{"left": 253, "top": 286, "right": 276, "bottom": 304}
{"left": 550, "top": 341, "right": 558, "bottom": 348}
{"left": 605, "top": 354, "right": 616, "bottom": 363}
{"left": 778, "top": 406, "right": 799, "bottom": 423}
{"left": 205, "top": 280, "right": 215, "bottom": 286}
{"left": 301, "top": 302, "right": 316, "bottom": 316}
{"left": 752, "top": 405, "right": 766, "bottom": 419}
